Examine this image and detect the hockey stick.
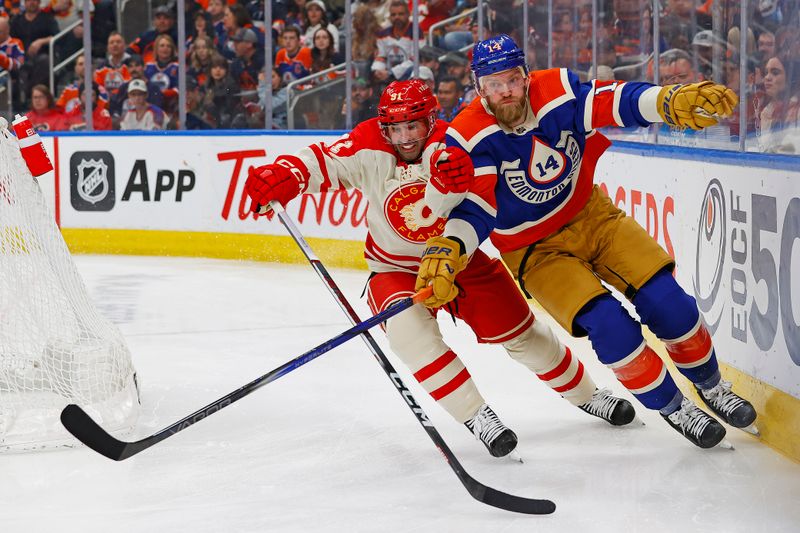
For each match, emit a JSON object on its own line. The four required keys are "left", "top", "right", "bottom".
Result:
{"left": 268, "top": 200, "right": 556, "bottom": 515}
{"left": 60, "top": 286, "right": 432, "bottom": 461}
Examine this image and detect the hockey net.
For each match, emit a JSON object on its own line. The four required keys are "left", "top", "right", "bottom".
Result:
{"left": 0, "top": 124, "right": 139, "bottom": 452}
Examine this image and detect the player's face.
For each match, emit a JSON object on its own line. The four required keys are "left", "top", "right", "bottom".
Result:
{"left": 480, "top": 68, "right": 528, "bottom": 127}
{"left": 384, "top": 119, "right": 429, "bottom": 162}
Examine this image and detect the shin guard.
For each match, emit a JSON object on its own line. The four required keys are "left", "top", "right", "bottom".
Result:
{"left": 503, "top": 319, "right": 595, "bottom": 405}
{"left": 634, "top": 269, "right": 720, "bottom": 386}
{"left": 575, "top": 294, "right": 679, "bottom": 410}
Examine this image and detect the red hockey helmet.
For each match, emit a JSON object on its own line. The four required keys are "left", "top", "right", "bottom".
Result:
{"left": 377, "top": 80, "right": 437, "bottom": 144}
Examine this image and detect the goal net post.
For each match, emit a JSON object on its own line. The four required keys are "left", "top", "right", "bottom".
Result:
{"left": 0, "top": 121, "right": 140, "bottom": 451}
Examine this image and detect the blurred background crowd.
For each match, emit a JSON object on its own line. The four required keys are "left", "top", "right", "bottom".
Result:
{"left": 0, "top": 0, "right": 797, "bottom": 154}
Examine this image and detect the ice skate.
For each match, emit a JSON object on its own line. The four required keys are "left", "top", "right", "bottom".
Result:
{"left": 578, "top": 388, "right": 638, "bottom": 426}
{"left": 662, "top": 397, "right": 729, "bottom": 449}
{"left": 695, "top": 380, "right": 758, "bottom": 435}
{"left": 464, "top": 404, "right": 518, "bottom": 458}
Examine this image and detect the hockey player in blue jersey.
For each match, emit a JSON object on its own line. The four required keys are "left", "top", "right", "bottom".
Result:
{"left": 415, "top": 34, "right": 757, "bottom": 449}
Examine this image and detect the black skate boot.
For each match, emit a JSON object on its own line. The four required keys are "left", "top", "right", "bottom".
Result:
{"left": 662, "top": 397, "right": 727, "bottom": 449}
{"left": 695, "top": 380, "right": 757, "bottom": 429}
{"left": 464, "top": 404, "right": 518, "bottom": 458}
{"left": 578, "top": 388, "right": 637, "bottom": 426}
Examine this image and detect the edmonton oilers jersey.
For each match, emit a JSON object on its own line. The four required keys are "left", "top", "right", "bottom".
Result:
{"left": 436, "top": 68, "right": 661, "bottom": 254}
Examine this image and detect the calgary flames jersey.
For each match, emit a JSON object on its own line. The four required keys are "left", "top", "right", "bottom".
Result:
{"left": 286, "top": 117, "right": 448, "bottom": 273}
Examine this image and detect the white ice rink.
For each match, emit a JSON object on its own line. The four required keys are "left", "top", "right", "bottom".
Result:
{"left": 3, "top": 254, "right": 799, "bottom": 532}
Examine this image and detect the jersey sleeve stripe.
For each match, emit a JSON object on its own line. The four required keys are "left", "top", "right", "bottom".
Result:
{"left": 583, "top": 79, "right": 595, "bottom": 132}
{"left": 443, "top": 217, "right": 481, "bottom": 256}
{"left": 612, "top": 82, "right": 625, "bottom": 126}
{"left": 638, "top": 86, "right": 662, "bottom": 123}
{"left": 474, "top": 165, "right": 497, "bottom": 176}
{"left": 309, "top": 143, "right": 332, "bottom": 192}
{"left": 446, "top": 124, "right": 501, "bottom": 152}
{"left": 466, "top": 191, "right": 496, "bottom": 217}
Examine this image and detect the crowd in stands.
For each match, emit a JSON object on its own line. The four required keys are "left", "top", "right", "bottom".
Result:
{"left": 0, "top": 0, "right": 796, "bottom": 152}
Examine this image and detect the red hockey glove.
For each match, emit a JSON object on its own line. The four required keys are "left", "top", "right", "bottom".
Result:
{"left": 244, "top": 163, "right": 301, "bottom": 215}
{"left": 429, "top": 146, "right": 474, "bottom": 194}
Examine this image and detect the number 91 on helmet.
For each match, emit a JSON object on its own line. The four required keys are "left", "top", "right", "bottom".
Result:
{"left": 377, "top": 80, "right": 438, "bottom": 161}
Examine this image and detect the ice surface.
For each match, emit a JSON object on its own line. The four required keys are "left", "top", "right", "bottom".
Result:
{"left": 3, "top": 255, "right": 799, "bottom": 533}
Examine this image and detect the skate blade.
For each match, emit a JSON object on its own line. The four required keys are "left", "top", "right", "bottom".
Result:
{"left": 717, "top": 438, "right": 735, "bottom": 450}
{"left": 739, "top": 423, "right": 760, "bottom": 437}
{"left": 505, "top": 450, "right": 524, "bottom": 464}
{"left": 632, "top": 415, "right": 646, "bottom": 427}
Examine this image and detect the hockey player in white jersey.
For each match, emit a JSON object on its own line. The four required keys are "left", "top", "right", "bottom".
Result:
{"left": 244, "top": 79, "right": 636, "bottom": 458}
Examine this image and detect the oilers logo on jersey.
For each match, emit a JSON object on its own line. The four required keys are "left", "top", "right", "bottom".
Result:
{"left": 501, "top": 131, "right": 582, "bottom": 205}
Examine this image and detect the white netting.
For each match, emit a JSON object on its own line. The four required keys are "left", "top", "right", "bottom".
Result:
{"left": 0, "top": 124, "right": 139, "bottom": 452}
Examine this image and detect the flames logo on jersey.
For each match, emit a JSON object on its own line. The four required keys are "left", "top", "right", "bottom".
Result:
{"left": 383, "top": 182, "right": 446, "bottom": 243}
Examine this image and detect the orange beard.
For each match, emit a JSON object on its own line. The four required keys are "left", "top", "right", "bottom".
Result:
{"left": 487, "top": 95, "right": 527, "bottom": 127}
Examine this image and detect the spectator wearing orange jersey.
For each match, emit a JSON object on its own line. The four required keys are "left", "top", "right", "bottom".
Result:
{"left": 0, "top": 1, "right": 22, "bottom": 18}
{"left": 95, "top": 31, "right": 131, "bottom": 97}
{"left": 64, "top": 81, "right": 112, "bottom": 131}
{"left": 275, "top": 25, "right": 311, "bottom": 85}
{"left": 0, "top": 16, "right": 24, "bottom": 71}
{"left": 56, "top": 54, "right": 109, "bottom": 113}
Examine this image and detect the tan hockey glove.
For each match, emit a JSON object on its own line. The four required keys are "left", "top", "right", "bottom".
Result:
{"left": 657, "top": 81, "right": 739, "bottom": 130}
{"left": 415, "top": 236, "right": 469, "bottom": 308}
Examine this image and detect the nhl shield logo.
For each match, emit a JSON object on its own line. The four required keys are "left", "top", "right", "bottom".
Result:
{"left": 70, "top": 151, "right": 115, "bottom": 211}
{"left": 77, "top": 158, "right": 109, "bottom": 204}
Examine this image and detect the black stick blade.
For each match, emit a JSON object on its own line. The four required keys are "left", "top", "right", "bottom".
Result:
{"left": 60, "top": 404, "right": 131, "bottom": 461}
{"left": 472, "top": 484, "right": 556, "bottom": 515}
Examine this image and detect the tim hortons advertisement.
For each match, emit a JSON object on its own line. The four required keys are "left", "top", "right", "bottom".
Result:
{"left": 596, "top": 148, "right": 800, "bottom": 400}
{"left": 54, "top": 134, "right": 368, "bottom": 242}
